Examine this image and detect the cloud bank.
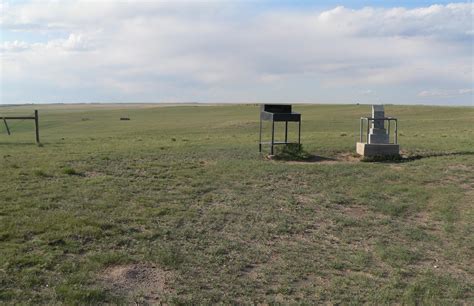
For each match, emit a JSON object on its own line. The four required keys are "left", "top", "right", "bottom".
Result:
{"left": 1, "top": 1, "right": 472, "bottom": 105}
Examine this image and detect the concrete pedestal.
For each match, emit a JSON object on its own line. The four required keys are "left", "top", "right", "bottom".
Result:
{"left": 356, "top": 142, "right": 399, "bottom": 157}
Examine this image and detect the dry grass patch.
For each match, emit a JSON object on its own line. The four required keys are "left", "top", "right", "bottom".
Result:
{"left": 340, "top": 205, "right": 370, "bottom": 219}
{"left": 100, "top": 263, "right": 174, "bottom": 303}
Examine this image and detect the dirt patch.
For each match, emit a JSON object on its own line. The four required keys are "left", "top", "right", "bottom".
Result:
{"left": 240, "top": 264, "right": 261, "bottom": 281}
{"left": 460, "top": 183, "right": 474, "bottom": 191}
{"left": 275, "top": 156, "right": 332, "bottom": 164}
{"left": 389, "top": 164, "right": 404, "bottom": 171}
{"left": 296, "top": 194, "right": 322, "bottom": 206}
{"left": 84, "top": 171, "right": 106, "bottom": 178}
{"left": 341, "top": 205, "right": 370, "bottom": 219}
{"left": 281, "top": 152, "right": 361, "bottom": 165}
{"left": 240, "top": 253, "right": 279, "bottom": 282}
{"left": 334, "top": 152, "right": 362, "bottom": 163}
{"left": 447, "top": 164, "right": 473, "bottom": 171}
{"left": 100, "top": 263, "right": 174, "bottom": 302}
{"left": 198, "top": 160, "right": 217, "bottom": 167}
{"left": 415, "top": 248, "right": 474, "bottom": 282}
{"left": 410, "top": 211, "right": 445, "bottom": 237}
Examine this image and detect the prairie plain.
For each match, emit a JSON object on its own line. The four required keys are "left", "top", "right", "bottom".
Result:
{"left": 0, "top": 104, "right": 473, "bottom": 304}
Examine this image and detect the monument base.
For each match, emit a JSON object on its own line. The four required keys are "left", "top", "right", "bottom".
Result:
{"left": 356, "top": 142, "right": 399, "bottom": 157}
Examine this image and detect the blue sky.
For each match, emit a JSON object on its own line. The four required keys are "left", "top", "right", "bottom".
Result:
{"left": 1, "top": 1, "right": 473, "bottom": 105}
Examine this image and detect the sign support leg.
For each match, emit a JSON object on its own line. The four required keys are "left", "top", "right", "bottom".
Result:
{"left": 34, "top": 110, "right": 40, "bottom": 144}
{"left": 3, "top": 118, "right": 10, "bottom": 135}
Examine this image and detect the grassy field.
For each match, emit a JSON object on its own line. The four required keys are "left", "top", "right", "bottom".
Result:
{"left": 0, "top": 103, "right": 473, "bottom": 304}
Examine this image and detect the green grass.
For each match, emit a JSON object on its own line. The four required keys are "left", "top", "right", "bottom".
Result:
{"left": 0, "top": 103, "right": 473, "bottom": 304}
{"left": 62, "top": 167, "right": 80, "bottom": 176}
{"left": 273, "top": 143, "right": 313, "bottom": 161}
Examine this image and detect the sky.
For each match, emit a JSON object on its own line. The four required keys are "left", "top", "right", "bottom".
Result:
{"left": 0, "top": 0, "right": 473, "bottom": 105}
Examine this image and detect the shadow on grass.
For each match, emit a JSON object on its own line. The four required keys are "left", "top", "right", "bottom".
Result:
{"left": 268, "top": 143, "right": 338, "bottom": 163}
{"left": 270, "top": 154, "right": 337, "bottom": 163}
{"left": 362, "top": 151, "right": 474, "bottom": 163}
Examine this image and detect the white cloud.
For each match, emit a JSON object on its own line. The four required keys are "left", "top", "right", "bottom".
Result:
{"left": 0, "top": 1, "right": 472, "bottom": 104}
{"left": 418, "top": 88, "right": 473, "bottom": 97}
{"left": 1, "top": 40, "right": 31, "bottom": 52}
{"left": 360, "top": 89, "right": 375, "bottom": 95}
{"left": 305, "top": 3, "right": 473, "bottom": 41}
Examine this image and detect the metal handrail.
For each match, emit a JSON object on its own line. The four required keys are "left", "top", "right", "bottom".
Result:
{"left": 359, "top": 117, "right": 398, "bottom": 144}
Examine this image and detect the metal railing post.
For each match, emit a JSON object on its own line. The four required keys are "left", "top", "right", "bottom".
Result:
{"left": 271, "top": 119, "right": 275, "bottom": 155}
{"left": 259, "top": 114, "right": 262, "bottom": 152}
{"left": 394, "top": 119, "right": 398, "bottom": 144}
{"left": 388, "top": 119, "right": 391, "bottom": 143}
{"left": 366, "top": 118, "right": 370, "bottom": 144}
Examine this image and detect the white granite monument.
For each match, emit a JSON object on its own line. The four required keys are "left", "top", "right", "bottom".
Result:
{"left": 356, "top": 105, "right": 399, "bottom": 157}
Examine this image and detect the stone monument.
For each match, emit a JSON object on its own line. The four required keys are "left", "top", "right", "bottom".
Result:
{"left": 356, "top": 105, "right": 399, "bottom": 157}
